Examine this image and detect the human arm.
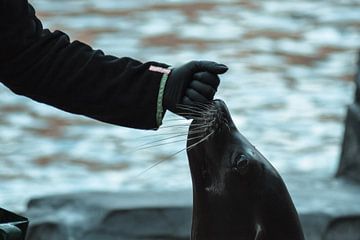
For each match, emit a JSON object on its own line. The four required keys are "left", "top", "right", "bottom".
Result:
{"left": 0, "top": 0, "right": 227, "bottom": 129}
{"left": 0, "top": 0, "right": 173, "bottom": 129}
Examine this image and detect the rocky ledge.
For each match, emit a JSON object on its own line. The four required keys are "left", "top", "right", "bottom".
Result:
{"left": 24, "top": 175, "right": 360, "bottom": 240}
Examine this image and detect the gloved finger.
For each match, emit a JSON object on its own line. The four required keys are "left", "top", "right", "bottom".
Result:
{"left": 179, "top": 96, "right": 195, "bottom": 119}
{"left": 189, "top": 80, "right": 216, "bottom": 100}
{"left": 193, "top": 72, "right": 220, "bottom": 89}
{"left": 185, "top": 88, "right": 209, "bottom": 103}
{"left": 181, "top": 95, "right": 194, "bottom": 106}
{"left": 192, "top": 61, "right": 228, "bottom": 74}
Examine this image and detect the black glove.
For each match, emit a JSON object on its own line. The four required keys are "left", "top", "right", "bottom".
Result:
{"left": 164, "top": 61, "right": 228, "bottom": 117}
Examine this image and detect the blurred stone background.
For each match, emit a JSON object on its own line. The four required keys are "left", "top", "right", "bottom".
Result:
{"left": 0, "top": 1, "right": 360, "bottom": 239}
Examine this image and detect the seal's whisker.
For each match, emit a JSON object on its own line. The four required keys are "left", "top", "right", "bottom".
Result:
{"left": 135, "top": 129, "right": 212, "bottom": 176}
{"left": 134, "top": 139, "right": 187, "bottom": 151}
{"left": 149, "top": 125, "right": 188, "bottom": 130}
{"left": 182, "top": 134, "right": 207, "bottom": 142}
{"left": 187, "top": 129, "right": 208, "bottom": 135}
{"left": 192, "top": 101, "right": 215, "bottom": 109}
{"left": 176, "top": 106, "right": 217, "bottom": 113}
{"left": 134, "top": 101, "right": 221, "bottom": 175}
{"left": 173, "top": 112, "right": 205, "bottom": 118}
{"left": 138, "top": 131, "right": 189, "bottom": 139}
{"left": 188, "top": 132, "right": 207, "bottom": 139}
{"left": 134, "top": 134, "right": 205, "bottom": 151}
{"left": 175, "top": 106, "right": 204, "bottom": 113}
{"left": 192, "top": 105, "right": 215, "bottom": 113}
{"left": 176, "top": 103, "right": 217, "bottom": 112}
{"left": 181, "top": 123, "right": 208, "bottom": 127}
{"left": 188, "top": 128, "right": 211, "bottom": 135}
{"left": 186, "top": 130, "right": 215, "bottom": 152}
{"left": 203, "top": 118, "right": 216, "bottom": 125}
{"left": 136, "top": 131, "right": 213, "bottom": 177}
{"left": 221, "top": 117, "right": 231, "bottom": 131}
{"left": 224, "top": 120, "right": 231, "bottom": 131}
{"left": 188, "top": 129, "right": 209, "bottom": 136}
{"left": 138, "top": 129, "right": 207, "bottom": 146}
{"left": 177, "top": 110, "right": 199, "bottom": 115}
{"left": 175, "top": 107, "right": 216, "bottom": 115}
{"left": 137, "top": 134, "right": 190, "bottom": 148}
{"left": 158, "top": 124, "right": 192, "bottom": 129}
{"left": 188, "top": 125, "right": 209, "bottom": 130}
{"left": 175, "top": 104, "right": 203, "bottom": 110}
{"left": 172, "top": 112, "right": 204, "bottom": 118}
{"left": 179, "top": 101, "right": 215, "bottom": 108}
{"left": 163, "top": 118, "right": 192, "bottom": 122}
{"left": 135, "top": 145, "right": 189, "bottom": 177}
{"left": 135, "top": 158, "right": 167, "bottom": 177}
{"left": 188, "top": 124, "right": 214, "bottom": 132}
{"left": 176, "top": 103, "right": 211, "bottom": 111}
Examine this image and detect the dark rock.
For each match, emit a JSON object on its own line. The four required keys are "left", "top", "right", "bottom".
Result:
{"left": 337, "top": 103, "right": 360, "bottom": 182}
{"left": 24, "top": 176, "right": 360, "bottom": 240}
{"left": 354, "top": 51, "right": 360, "bottom": 104}
{"left": 338, "top": 50, "right": 360, "bottom": 182}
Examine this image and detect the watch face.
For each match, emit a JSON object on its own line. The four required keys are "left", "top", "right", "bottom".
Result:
{"left": 0, "top": 208, "right": 29, "bottom": 240}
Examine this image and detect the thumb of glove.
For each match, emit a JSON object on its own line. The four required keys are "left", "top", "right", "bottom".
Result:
{"left": 190, "top": 61, "right": 228, "bottom": 75}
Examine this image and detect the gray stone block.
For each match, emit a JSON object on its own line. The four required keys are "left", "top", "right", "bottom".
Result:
{"left": 26, "top": 221, "right": 69, "bottom": 240}
{"left": 24, "top": 176, "right": 360, "bottom": 240}
{"left": 25, "top": 191, "right": 192, "bottom": 240}
{"left": 299, "top": 213, "right": 331, "bottom": 240}
{"left": 82, "top": 208, "right": 191, "bottom": 240}
{"left": 324, "top": 216, "right": 360, "bottom": 240}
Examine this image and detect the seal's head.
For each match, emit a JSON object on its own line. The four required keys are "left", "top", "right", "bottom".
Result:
{"left": 187, "top": 99, "right": 304, "bottom": 240}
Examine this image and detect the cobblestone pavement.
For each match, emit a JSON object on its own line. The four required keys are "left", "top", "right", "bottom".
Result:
{"left": 0, "top": 0, "right": 359, "bottom": 211}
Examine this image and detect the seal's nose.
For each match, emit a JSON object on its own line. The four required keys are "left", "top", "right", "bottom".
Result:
{"left": 212, "top": 99, "right": 235, "bottom": 129}
{"left": 213, "top": 99, "right": 231, "bottom": 116}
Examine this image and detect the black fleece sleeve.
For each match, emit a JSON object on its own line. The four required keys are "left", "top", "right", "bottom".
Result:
{"left": 0, "top": 0, "right": 170, "bottom": 130}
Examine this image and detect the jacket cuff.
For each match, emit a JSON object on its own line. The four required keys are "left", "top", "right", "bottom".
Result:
{"left": 149, "top": 65, "right": 172, "bottom": 127}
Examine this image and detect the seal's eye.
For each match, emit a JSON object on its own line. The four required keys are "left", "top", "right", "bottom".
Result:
{"left": 233, "top": 154, "right": 249, "bottom": 175}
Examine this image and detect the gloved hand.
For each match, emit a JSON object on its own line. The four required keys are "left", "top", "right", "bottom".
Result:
{"left": 163, "top": 61, "right": 228, "bottom": 117}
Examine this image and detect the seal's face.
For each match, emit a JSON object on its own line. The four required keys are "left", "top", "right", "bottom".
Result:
{"left": 186, "top": 100, "right": 304, "bottom": 240}
{"left": 187, "top": 100, "right": 273, "bottom": 196}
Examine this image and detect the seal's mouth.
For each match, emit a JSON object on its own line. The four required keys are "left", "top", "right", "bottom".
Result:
{"left": 186, "top": 99, "right": 236, "bottom": 189}
{"left": 187, "top": 99, "right": 234, "bottom": 148}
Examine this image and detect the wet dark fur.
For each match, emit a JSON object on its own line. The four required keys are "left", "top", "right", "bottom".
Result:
{"left": 186, "top": 100, "right": 305, "bottom": 240}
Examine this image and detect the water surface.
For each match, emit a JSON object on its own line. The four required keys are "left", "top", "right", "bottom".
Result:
{"left": 0, "top": 0, "right": 359, "bottom": 212}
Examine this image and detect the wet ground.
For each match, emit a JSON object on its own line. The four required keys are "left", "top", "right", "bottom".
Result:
{"left": 0, "top": 0, "right": 359, "bottom": 212}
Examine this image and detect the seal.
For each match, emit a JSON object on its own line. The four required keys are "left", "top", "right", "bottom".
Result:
{"left": 186, "top": 99, "right": 305, "bottom": 240}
